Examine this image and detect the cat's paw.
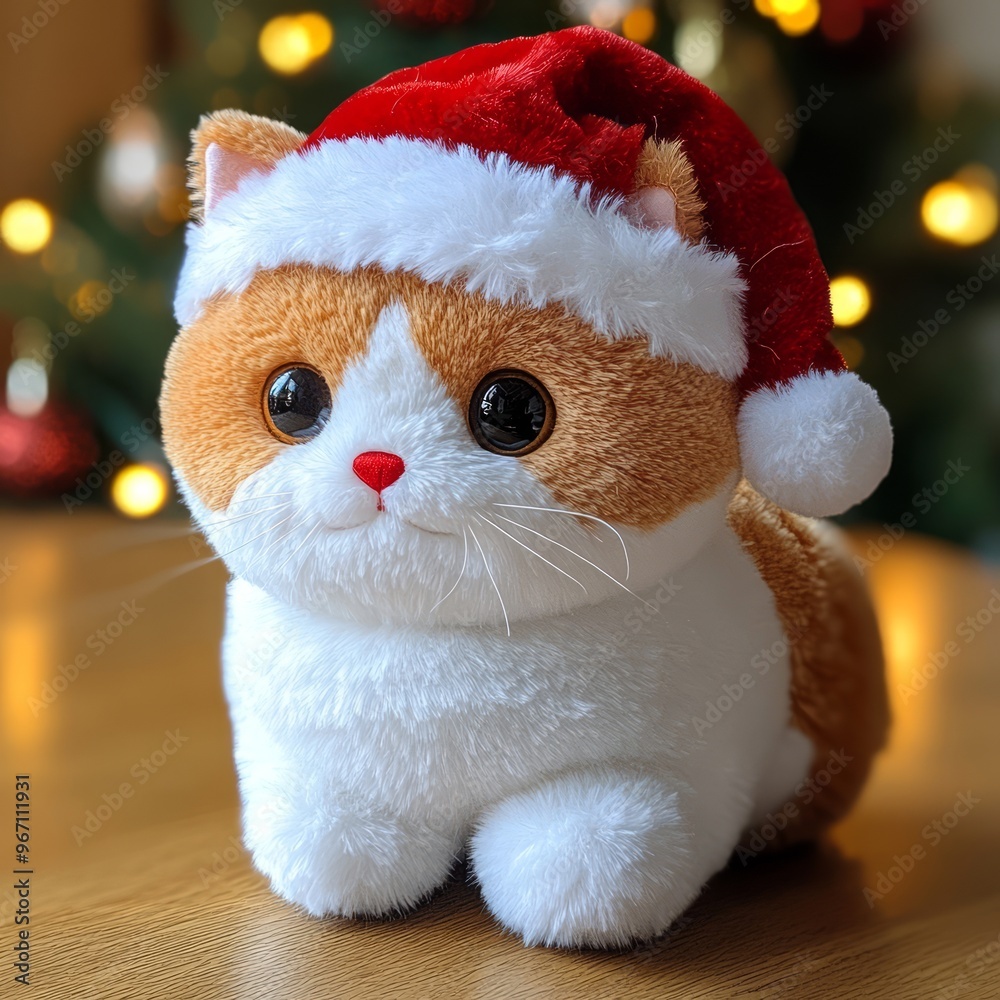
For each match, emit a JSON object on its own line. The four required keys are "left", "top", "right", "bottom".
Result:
{"left": 245, "top": 789, "right": 461, "bottom": 917}
{"left": 470, "top": 770, "right": 700, "bottom": 947}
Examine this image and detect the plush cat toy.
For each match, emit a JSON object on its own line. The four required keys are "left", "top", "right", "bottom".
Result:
{"left": 160, "top": 26, "right": 891, "bottom": 947}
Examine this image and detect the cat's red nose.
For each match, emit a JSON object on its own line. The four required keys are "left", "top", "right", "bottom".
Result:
{"left": 353, "top": 451, "right": 405, "bottom": 494}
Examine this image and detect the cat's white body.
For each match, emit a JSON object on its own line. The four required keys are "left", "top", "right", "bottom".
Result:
{"left": 164, "top": 299, "right": 821, "bottom": 945}
{"left": 163, "top": 34, "right": 891, "bottom": 948}
{"left": 222, "top": 511, "right": 811, "bottom": 946}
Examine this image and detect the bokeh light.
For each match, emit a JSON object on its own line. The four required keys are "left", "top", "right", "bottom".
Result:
{"left": 69, "top": 280, "right": 115, "bottom": 321}
{"left": 298, "top": 12, "right": 334, "bottom": 56}
{"left": 622, "top": 7, "right": 656, "bottom": 44}
{"left": 674, "top": 18, "right": 722, "bottom": 78}
{"left": 921, "top": 168, "right": 999, "bottom": 246}
{"left": 830, "top": 274, "right": 872, "bottom": 327}
{"left": 5, "top": 359, "right": 48, "bottom": 418}
{"left": 258, "top": 13, "right": 333, "bottom": 75}
{"left": 110, "top": 464, "right": 170, "bottom": 518}
{"left": 775, "top": 0, "right": 820, "bottom": 35}
{"left": 771, "top": 0, "right": 811, "bottom": 14}
{"left": 1, "top": 199, "right": 53, "bottom": 254}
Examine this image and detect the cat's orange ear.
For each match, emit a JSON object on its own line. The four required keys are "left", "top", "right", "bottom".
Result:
{"left": 625, "top": 138, "right": 706, "bottom": 242}
{"left": 187, "top": 109, "right": 306, "bottom": 221}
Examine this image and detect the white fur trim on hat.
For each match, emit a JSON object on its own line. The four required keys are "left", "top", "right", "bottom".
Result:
{"left": 174, "top": 136, "right": 748, "bottom": 379}
{"left": 738, "top": 370, "right": 893, "bottom": 517}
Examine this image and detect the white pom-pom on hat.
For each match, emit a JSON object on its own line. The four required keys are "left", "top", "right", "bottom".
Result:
{"left": 738, "top": 370, "right": 893, "bottom": 517}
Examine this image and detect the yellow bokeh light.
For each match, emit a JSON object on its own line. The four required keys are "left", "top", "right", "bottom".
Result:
{"left": 921, "top": 173, "right": 999, "bottom": 247}
{"left": 1, "top": 199, "right": 53, "bottom": 254}
{"left": 259, "top": 16, "right": 312, "bottom": 74}
{"left": 111, "top": 464, "right": 169, "bottom": 518}
{"left": 622, "top": 8, "right": 657, "bottom": 44}
{"left": 754, "top": 0, "right": 777, "bottom": 16}
{"left": 298, "top": 12, "right": 334, "bottom": 57}
{"left": 258, "top": 13, "right": 332, "bottom": 75}
{"left": 775, "top": 0, "right": 820, "bottom": 35}
{"left": 69, "top": 279, "right": 114, "bottom": 321}
{"left": 771, "top": 0, "right": 811, "bottom": 14}
{"left": 830, "top": 274, "right": 872, "bottom": 327}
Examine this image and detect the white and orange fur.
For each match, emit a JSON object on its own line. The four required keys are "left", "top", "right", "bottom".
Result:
{"left": 160, "top": 111, "right": 888, "bottom": 948}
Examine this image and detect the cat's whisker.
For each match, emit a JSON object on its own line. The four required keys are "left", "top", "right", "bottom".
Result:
{"left": 429, "top": 527, "right": 469, "bottom": 614}
{"left": 476, "top": 513, "right": 587, "bottom": 594}
{"left": 492, "top": 502, "right": 630, "bottom": 581}
{"left": 469, "top": 526, "right": 510, "bottom": 638}
{"left": 215, "top": 512, "right": 297, "bottom": 562}
{"left": 245, "top": 515, "right": 304, "bottom": 571}
{"left": 162, "top": 510, "right": 299, "bottom": 585}
{"left": 203, "top": 501, "right": 294, "bottom": 532}
{"left": 272, "top": 521, "right": 321, "bottom": 579}
{"left": 225, "top": 491, "right": 293, "bottom": 505}
{"left": 492, "top": 513, "right": 655, "bottom": 611}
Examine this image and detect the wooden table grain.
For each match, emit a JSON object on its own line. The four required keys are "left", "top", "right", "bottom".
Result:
{"left": 1, "top": 510, "right": 998, "bottom": 999}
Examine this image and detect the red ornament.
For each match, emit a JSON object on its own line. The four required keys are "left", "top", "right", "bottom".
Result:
{"left": 0, "top": 400, "right": 100, "bottom": 498}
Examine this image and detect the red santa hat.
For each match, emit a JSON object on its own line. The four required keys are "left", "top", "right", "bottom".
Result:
{"left": 176, "top": 25, "right": 891, "bottom": 517}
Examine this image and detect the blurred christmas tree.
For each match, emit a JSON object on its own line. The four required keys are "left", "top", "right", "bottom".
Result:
{"left": 0, "top": 0, "right": 997, "bottom": 551}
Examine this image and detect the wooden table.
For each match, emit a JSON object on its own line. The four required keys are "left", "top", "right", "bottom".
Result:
{"left": 1, "top": 510, "right": 998, "bottom": 999}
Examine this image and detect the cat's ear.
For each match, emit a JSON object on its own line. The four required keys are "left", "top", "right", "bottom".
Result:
{"left": 188, "top": 109, "right": 307, "bottom": 221}
{"left": 624, "top": 138, "right": 706, "bottom": 241}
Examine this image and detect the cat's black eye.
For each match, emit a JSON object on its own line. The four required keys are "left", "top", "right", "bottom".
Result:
{"left": 469, "top": 369, "right": 555, "bottom": 455}
{"left": 263, "top": 365, "right": 331, "bottom": 443}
